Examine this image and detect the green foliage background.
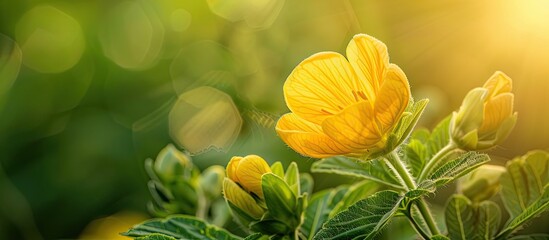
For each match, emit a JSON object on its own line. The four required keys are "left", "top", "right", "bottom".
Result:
{"left": 1, "top": 0, "right": 549, "bottom": 239}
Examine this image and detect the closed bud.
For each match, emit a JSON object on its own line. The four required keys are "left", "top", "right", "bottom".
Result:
{"left": 154, "top": 144, "right": 192, "bottom": 183}
{"left": 223, "top": 155, "right": 306, "bottom": 237}
{"left": 226, "top": 155, "right": 272, "bottom": 199}
{"left": 223, "top": 178, "right": 265, "bottom": 219}
{"left": 458, "top": 165, "right": 506, "bottom": 202}
{"left": 451, "top": 71, "right": 517, "bottom": 150}
{"left": 200, "top": 165, "right": 225, "bottom": 200}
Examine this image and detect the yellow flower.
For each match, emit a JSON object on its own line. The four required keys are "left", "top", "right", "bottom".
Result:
{"left": 451, "top": 71, "right": 517, "bottom": 150}
{"left": 275, "top": 34, "right": 410, "bottom": 158}
{"left": 226, "top": 155, "right": 272, "bottom": 198}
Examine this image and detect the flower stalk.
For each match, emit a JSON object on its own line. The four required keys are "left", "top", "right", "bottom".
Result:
{"left": 385, "top": 151, "right": 441, "bottom": 238}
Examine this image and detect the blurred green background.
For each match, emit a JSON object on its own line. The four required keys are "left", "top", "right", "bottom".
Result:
{"left": 1, "top": 0, "right": 549, "bottom": 239}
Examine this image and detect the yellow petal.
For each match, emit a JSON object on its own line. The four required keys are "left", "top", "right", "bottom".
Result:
{"left": 374, "top": 64, "right": 410, "bottom": 133}
{"left": 234, "top": 155, "right": 271, "bottom": 198}
{"left": 284, "top": 52, "right": 367, "bottom": 125}
{"left": 226, "top": 156, "right": 242, "bottom": 182}
{"left": 483, "top": 71, "right": 512, "bottom": 99}
{"left": 479, "top": 93, "right": 514, "bottom": 133}
{"left": 321, "top": 101, "right": 381, "bottom": 150}
{"left": 276, "top": 113, "right": 354, "bottom": 158}
{"left": 346, "top": 34, "right": 389, "bottom": 101}
{"left": 223, "top": 178, "right": 264, "bottom": 219}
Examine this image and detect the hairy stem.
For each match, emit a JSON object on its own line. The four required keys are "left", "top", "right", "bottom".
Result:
{"left": 387, "top": 151, "right": 416, "bottom": 190}
{"left": 418, "top": 141, "right": 457, "bottom": 181}
{"left": 386, "top": 151, "right": 441, "bottom": 237}
{"left": 416, "top": 199, "right": 440, "bottom": 236}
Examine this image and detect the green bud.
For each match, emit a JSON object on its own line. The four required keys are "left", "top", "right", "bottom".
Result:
{"left": 200, "top": 165, "right": 225, "bottom": 200}
{"left": 154, "top": 144, "right": 192, "bottom": 183}
{"left": 451, "top": 71, "right": 516, "bottom": 150}
{"left": 458, "top": 164, "right": 506, "bottom": 202}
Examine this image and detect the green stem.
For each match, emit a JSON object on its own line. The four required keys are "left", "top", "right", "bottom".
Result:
{"left": 386, "top": 151, "right": 441, "bottom": 237}
{"left": 418, "top": 141, "right": 457, "bottom": 182}
{"left": 387, "top": 151, "right": 416, "bottom": 190}
{"left": 416, "top": 199, "right": 440, "bottom": 236}
{"left": 196, "top": 189, "right": 209, "bottom": 220}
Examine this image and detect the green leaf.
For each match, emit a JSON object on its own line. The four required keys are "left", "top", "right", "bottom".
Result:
{"left": 445, "top": 195, "right": 476, "bottom": 240}
{"left": 313, "top": 190, "right": 402, "bottom": 240}
{"left": 428, "top": 116, "right": 451, "bottom": 157}
{"left": 261, "top": 173, "right": 298, "bottom": 228}
{"left": 226, "top": 200, "right": 257, "bottom": 226}
{"left": 497, "top": 151, "right": 549, "bottom": 239}
{"left": 270, "top": 162, "right": 285, "bottom": 178}
{"left": 300, "top": 187, "right": 348, "bottom": 239}
{"left": 500, "top": 150, "right": 549, "bottom": 218}
{"left": 311, "top": 156, "right": 403, "bottom": 189}
{"left": 135, "top": 233, "right": 177, "bottom": 240}
{"left": 329, "top": 181, "right": 379, "bottom": 217}
{"left": 396, "top": 99, "right": 429, "bottom": 146}
{"left": 431, "top": 235, "right": 451, "bottom": 240}
{"left": 284, "top": 162, "right": 300, "bottom": 196}
{"left": 444, "top": 195, "right": 502, "bottom": 240}
{"left": 508, "top": 234, "right": 549, "bottom": 240}
{"left": 299, "top": 173, "right": 314, "bottom": 196}
{"left": 405, "top": 180, "right": 435, "bottom": 200}
{"left": 405, "top": 137, "right": 429, "bottom": 177}
{"left": 145, "top": 158, "right": 162, "bottom": 187}
{"left": 429, "top": 152, "right": 490, "bottom": 187}
{"left": 404, "top": 116, "right": 452, "bottom": 178}
{"left": 123, "top": 215, "right": 241, "bottom": 240}
{"left": 408, "top": 204, "right": 432, "bottom": 238}
{"left": 386, "top": 99, "right": 429, "bottom": 153}
{"left": 497, "top": 185, "right": 549, "bottom": 239}
{"left": 250, "top": 219, "right": 292, "bottom": 235}
{"left": 476, "top": 201, "right": 501, "bottom": 240}
{"left": 243, "top": 233, "right": 269, "bottom": 240}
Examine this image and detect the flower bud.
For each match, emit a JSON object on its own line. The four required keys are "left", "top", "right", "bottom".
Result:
{"left": 451, "top": 71, "right": 517, "bottom": 150}
{"left": 458, "top": 164, "right": 506, "bottom": 202}
{"left": 199, "top": 165, "right": 225, "bottom": 200}
{"left": 226, "top": 155, "right": 272, "bottom": 199}
{"left": 223, "top": 156, "right": 306, "bottom": 236}
{"left": 223, "top": 178, "right": 266, "bottom": 219}
{"left": 153, "top": 144, "right": 192, "bottom": 183}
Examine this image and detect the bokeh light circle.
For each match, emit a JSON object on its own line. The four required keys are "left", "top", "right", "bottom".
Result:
{"left": 98, "top": 1, "right": 165, "bottom": 70}
{"left": 15, "top": 5, "right": 85, "bottom": 73}
{"left": 169, "top": 86, "right": 242, "bottom": 154}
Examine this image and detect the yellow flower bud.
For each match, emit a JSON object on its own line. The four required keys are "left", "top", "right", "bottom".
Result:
{"left": 223, "top": 178, "right": 265, "bottom": 219}
{"left": 154, "top": 144, "right": 191, "bottom": 183}
{"left": 226, "top": 155, "right": 272, "bottom": 199}
{"left": 451, "top": 71, "right": 517, "bottom": 150}
{"left": 458, "top": 165, "right": 506, "bottom": 202}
